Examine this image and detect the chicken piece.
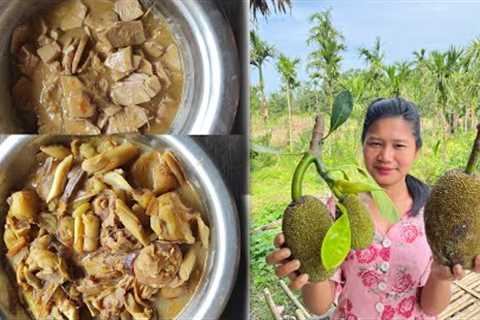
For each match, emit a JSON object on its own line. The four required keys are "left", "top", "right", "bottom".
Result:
{"left": 61, "top": 165, "right": 85, "bottom": 202}
{"left": 40, "top": 145, "right": 72, "bottom": 160}
{"left": 114, "top": 0, "right": 144, "bottom": 22}
{"left": 111, "top": 73, "right": 161, "bottom": 106}
{"left": 104, "top": 21, "right": 146, "bottom": 48}
{"left": 61, "top": 76, "right": 96, "bottom": 119}
{"left": 111, "top": 54, "right": 142, "bottom": 81}
{"left": 85, "top": 11, "right": 119, "bottom": 32}
{"left": 106, "top": 105, "right": 149, "bottom": 134}
{"left": 81, "top": 142, "right": 139, "bottom": 174}
{"left": 17, "top": 45, "right": 39, "bottom": 77}
{"left": 130, "top": 151, "right": 178, "bottom": 194}
{"left": 62, "top": 39, "right": 79, "bottom": 75}
{"left": 57, "top": 216, "right": 74, "bottom": 247}
{"left": 8, "top": 190, "right": 39, "bottom": 222}
{"left": 138, "top": 58, "right": 154, "bottom": 75}
{"left": 162, "top": 44, "right": 181, "bottom": 71}
{"left": 31, "top": 157, "right": 58, "bottom": 201}
{"left": 125, "top": 292, "right": 154, "bottom": 320}
{"left": 143, "top": 40, "right": 164, "bottom": 58}
{"left": 148, "top": 192, "right": 195, "bottom": 244}
{"left": 11, "top": 24, "right": 31, "bottom": 54}
{"left": 81, "top": 250, "right": 129, "bottom": 278}
{"left": 37, "top": 42, "right": 62, "bottom": 64}
{"left": 153, "top": 61, "right": 172, "bottom": 89}
{"left": 115, "top": 199, "right": 150, "bottom": 246}
{"left": 103, "top": 170, "right": 134, "bottom": 192}
{"left": 105, "top": 47, "right": 134, "bottom": 73}
{"left": 63, "top": 119, "right": 101, "bottom": 135}
{"left": 71, "top": 35, "right": 89, "bottom": 74}
{"left": 58, "top": 0, "right": 88, "bottom": 31}
{"left": 133, "top": 242, "right": 182, "bottom": 288}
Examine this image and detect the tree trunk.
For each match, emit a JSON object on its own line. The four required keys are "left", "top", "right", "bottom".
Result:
{"left": 287, "top": 85, "right": 293, "bottom": 152}
{"left": 259, "top": 66, "right": 269, "bottom": 125}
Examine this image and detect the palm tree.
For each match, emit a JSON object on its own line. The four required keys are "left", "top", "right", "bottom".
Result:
{"left": 425, "top": 47, "right": 464, "bottom": 133}
{"left": 382, "top": 62, "right": 412, "bottom": 97}
{"left": 276, "top": 54, "right": 300, "bottom": 152}
{"left": 250, "top": 0, "right": 291, "bottom": 20}
{"left": 250, "top": 30, "right": 276, "bottom": 124}
{"left": 359, "top": 37, "right": 385, "bottom": 97}
{"left": 307, "top": 10, "right": 346, "bottom": 112}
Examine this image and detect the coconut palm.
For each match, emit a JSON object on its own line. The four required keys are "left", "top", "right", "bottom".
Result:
{"left": 276, "top": 54, "right": 300, "bottom": 152}
{"left": 250, "top": 30, "right": 276, "bottom": 124}
{"left": 307, "top": 10, "right": 346, "bottom": 112}
{"left": 250, "top": 0, "right": 291, "bottom": 20}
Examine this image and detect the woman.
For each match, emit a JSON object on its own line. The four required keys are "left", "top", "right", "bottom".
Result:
{"left": 267, "top": 97, "right": 480, "bottom": 319}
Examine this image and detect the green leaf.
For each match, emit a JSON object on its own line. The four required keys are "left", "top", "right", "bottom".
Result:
{"left": 328, "top": 90, "right": 353, "bottom": 136}
{"left": 321, "top": 203, "right": 351, "bottom": 271}
{"left": 371, "top": 190, "right": 401, "bottom": 224}
{"left": 433, "top": 139, "right": 442, "bottom": 157}
{"left": 334, "top": 179, "right": 382, "bottom": 194}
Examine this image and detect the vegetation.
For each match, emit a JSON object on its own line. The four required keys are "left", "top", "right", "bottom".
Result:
{"left": 250, "top": 7, "right": 480, "bottom": 319}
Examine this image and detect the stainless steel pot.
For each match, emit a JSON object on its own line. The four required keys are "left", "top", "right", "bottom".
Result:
{"left": 0, "top": 135, "right": 240, "bottom": 320}
{"left": 0, "top": 0, "right": 240, "bottom": 134}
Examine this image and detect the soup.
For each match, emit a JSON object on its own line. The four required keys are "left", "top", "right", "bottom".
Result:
{"left": 11, "top": 0, "right": 184, "bottom": 134}
{"left": 2, "top": 137, "right": 209, "bottom": 319}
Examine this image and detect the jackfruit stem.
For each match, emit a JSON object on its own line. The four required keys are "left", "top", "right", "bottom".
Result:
{"left": 465, "top": 123, "right": 480, "bottom": 175}
{"left": 291, "top": 152, "right": 338, "bottom": 201}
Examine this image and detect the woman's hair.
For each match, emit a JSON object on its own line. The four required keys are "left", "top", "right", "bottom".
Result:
{"left": 361, "top": 97, "right": 430, "bottom": 216}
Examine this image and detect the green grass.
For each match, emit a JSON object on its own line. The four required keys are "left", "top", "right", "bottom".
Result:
{"left": 249, "top": 113, "right": 477, "bottom": 319}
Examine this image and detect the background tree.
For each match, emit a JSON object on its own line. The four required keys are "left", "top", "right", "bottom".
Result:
{"left": 359, "top": 37, "right": 385, "bottom": 98}
{"left": 250, "top": 30, "right": 276, "bottom": 124}
{"left": 307, "top": 10, "right": 346, "bottom": 113}
{"left": 250, "top": 0, "right": 291, "bottom": 20}
{"left": 276, "top": 54, "right": 300, "bottom": 152}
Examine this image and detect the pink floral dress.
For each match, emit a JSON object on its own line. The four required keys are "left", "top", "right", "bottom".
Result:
{"left": 330, "top": 207, "right": 434, "bottom": 320}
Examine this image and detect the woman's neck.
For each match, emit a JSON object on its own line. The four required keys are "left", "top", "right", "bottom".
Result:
{"left": 381, "top": 179, "right": 412, "bottom": 213}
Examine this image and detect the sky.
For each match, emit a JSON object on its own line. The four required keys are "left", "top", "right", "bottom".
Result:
{"left": 250, "top": 0, "right": 480, "bottom": 94}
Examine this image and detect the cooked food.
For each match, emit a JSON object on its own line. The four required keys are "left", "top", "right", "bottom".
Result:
{"left": 3, "top": 137, "right": 209, "bottom": 319}
{"left": 10, "top": 0, "right": 184, "bottom": 134}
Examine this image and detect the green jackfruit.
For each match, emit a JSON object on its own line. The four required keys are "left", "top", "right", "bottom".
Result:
{"left": 424, "top": 169, "right": 480, "bottom": 269}
{"left": 341, "top": 195, "right": 374, "bottom": 249}
{"left": 282, "top": 195, "right": 335, "bottom": 281}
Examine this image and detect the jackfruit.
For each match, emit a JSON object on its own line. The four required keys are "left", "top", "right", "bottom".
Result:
{"left": 341, "top": 194, "right": 374, "bottom": 249}
{"left": 424, "top": 169, "right": 480, "bottom": 269}
{"left": 282, "top": 195, "right": 335, "bottom": 281}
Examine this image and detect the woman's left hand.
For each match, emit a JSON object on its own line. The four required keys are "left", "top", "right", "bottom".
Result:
{"left": 431, "top": 256, "right": 480, "bottom": 282}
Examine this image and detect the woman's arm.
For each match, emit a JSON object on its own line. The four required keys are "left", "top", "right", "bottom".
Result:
{"left": 419, "top": 272, "right": 452, "bottom": 316}
{"left": 302, "top": 280, "right": 336, "bottom": 315}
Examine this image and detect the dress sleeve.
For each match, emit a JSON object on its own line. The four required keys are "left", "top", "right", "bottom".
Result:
{"left": 418, "top": 256, "right": 433, "bottom": 287}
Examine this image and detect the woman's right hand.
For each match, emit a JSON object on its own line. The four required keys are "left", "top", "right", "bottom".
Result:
{"left": 266, "top": 233, "right": 310, "bottom": 289}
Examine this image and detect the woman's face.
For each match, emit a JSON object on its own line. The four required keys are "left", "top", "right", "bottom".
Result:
{"left": 363, "top": 117, "right": 418, "bottom": 188}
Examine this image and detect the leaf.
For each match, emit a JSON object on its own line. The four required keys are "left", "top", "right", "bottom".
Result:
{"left": 326, "top": 168, "right": 350, "bottom": 181}
{"left": 321, "top": 203, "right": 351, "bottom": 271}
{"left": 328, "top": 90, "right": 353, "bottom": 135}
{"left": 334, "top": 179, "right": 382, "bottom": 194}
{"left": 354, "top": 167, "right": 399, "bottom": 222}
{"left": 433, "top": 139, "right": 442, "bottom": 157}
{"left": 371, "top": 191, "right": 400, "bottom": 224}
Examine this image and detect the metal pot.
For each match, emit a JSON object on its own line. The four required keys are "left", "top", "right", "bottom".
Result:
{"left": 0, "top": 135, "right": 240, "bottom": 320}
{"left": 0, "top": 0, "right": 240, "bottom": 134}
